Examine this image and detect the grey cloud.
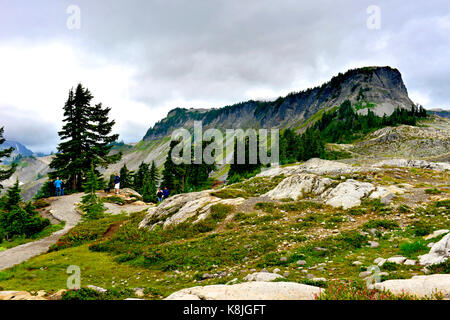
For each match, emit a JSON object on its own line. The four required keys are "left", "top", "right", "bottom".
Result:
{"left": 0, "top": 0, "right": 449, "bottom": 153}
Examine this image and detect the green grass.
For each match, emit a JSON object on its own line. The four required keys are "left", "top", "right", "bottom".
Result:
{"left": 400, "top": 240, "right": 428, "bottom": 258}
{"left": 0, "top": 222, "right": 65, "bottom": 250}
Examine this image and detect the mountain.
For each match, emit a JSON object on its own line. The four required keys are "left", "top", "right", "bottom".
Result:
{"left": 0, "top": 140, "right": 34, "bottom": 159}
{"left": 6, "top": 65, "right": 446, "bottom": 200}
{"left": 428, "top": 109, "right": 450, "bottom": 118}
{"left": 144, "top": 66, "right": 415, "bottom": 140}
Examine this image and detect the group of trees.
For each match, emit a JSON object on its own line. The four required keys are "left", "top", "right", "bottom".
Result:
{"left": 0, "top": 182, "right": 50, "bottom": 242}
{"left": 279, "top": 101, "right": 428, "bottom": 165}
{"left": 1, "top": 127, "right": 49, "bottom": 241}
{"left": 160, "top": 139, "right": 216, "bottom": 194}
{"left": 110, "top": 161, "right": 160, "bottom": 203}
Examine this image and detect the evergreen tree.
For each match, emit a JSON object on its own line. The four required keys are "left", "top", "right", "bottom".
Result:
{"left": 149, "top": 161, "right": 159, "bottom": 185}
{"left": 119, "top": 164, "right": 132, "bottom": 189}
{"left": 4, "top": 179, "right": 22, "bottom": 211}
{"left": 0, "top": 182, "right": 50, "bottom": 240}
{"left": 134, "top": 162, "right": 150, "bottom": 193}
{"left": 0, "top": 127, "right": 17, "bottom": 189}
{"left": 81, "top": 164, "right": 105, "bottom": 220}
{"left": 228, "top": 135, "right": 263, "bottom": 182}
{"left": 49, "top": 84, "right": 121, "bottom": 192}
{"left": 141, "top": 175, "right": 157, "bottom": 203}
{"left": 161, "top": 140, "right": 186, "bottom": 194}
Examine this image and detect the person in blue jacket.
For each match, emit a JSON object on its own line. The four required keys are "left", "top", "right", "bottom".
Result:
{"left": 163, "top": 187, "right": 170, "bottom": 199}
{"left": 54, "top": 177, "right": 63, "bottom": 197}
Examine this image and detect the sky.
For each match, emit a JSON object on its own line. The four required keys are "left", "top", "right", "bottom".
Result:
{"left": 0, "top": 0, "right": 449, "bottom": 153}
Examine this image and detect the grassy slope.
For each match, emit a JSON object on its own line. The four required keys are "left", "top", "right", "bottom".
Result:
{"left": 0, "top": 167, "right": 448, "bottom": 299}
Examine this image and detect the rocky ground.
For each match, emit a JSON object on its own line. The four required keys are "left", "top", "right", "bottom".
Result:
{"left": 0, "top": 157, "right": 448, "bottom": 300}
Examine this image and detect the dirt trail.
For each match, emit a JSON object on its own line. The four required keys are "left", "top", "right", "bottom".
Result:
{"left": 0, "top": 193, "right": 83, "bottom": 271}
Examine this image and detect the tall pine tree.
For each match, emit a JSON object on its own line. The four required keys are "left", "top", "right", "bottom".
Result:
{"left": 49, "top": 84, "right": 121, "bottom": 191}
{"left": 0, "top": 127, "right": 17, "bottom": 189}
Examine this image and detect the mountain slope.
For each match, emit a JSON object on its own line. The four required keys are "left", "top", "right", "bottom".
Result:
{"left": 0, "top": 140, "right": 34, "bottom": 164}
{"left": 144, "top": 66, "right": 415, "bottom": 140}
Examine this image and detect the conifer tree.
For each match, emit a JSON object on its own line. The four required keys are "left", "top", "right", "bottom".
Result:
{"left": 49, "top": 84, "right": 121, "bottom": 191}
{"left": 0, "top": 127, "right": 16, "bottom": 189}
{"left": 119, "top": 164, "right": 132, "bottom": 189}
{"left": 4, "top": 179, "right": 21, "bottom": 211}
{"left": 81, "top": 164, "right": 105, "bottom": 219}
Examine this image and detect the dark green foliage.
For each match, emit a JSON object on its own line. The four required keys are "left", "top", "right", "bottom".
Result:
{"left": 279, "top": 100, "right": 428, "bottom": 165}
{"left": 161, "top": 139, "right": 215, "bottom": 195}
{"left": 228, "top": 135, "right": 264, "bottom": 182}
{"left": 119, "top": 165, "right": 133, "bottom": 189}
{"left": 411, "top": 220, "right": 433, "bottom": 236}
{"left": 0, "top": 127, "right": 17, "bottom": 189}
{"left": 0, "top": 182, "right": 50, "bottom": 241}
{"left": 141, "top": 176, "right": 157, "bottom": 203}
{"left": 49, "top": 84, "right": 121, "bottom": 192}
{"left": 362, "top": 219, "right": 399, "bottom": 231}
{"left": 81, "top": 165, "right": 105, "bottom": 220}
{"left": 34, "top": 180, "right": 55, "bottom": 199}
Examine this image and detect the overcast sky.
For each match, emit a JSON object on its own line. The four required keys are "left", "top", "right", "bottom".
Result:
{"left": 0, "top": 0, "right": 449, "bottom": 153}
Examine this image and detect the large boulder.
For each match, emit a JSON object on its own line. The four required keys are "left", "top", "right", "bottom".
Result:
{"left": 258, "top": 158, "right": 365, "bottom": 178}
{"left": 243, "top": 272, "right": 283, "bottom": 282}
{"left": 373, "top": 274, "right": 450, "bottom": 299}
{"left": 0, "top": 291, "right": 46, "bottom": 300}
{"left": 164, "top": 282, "right": 323, "bottom": 300}
{"left": 119, "top": 188, "right": 142, "bottom": 199}
{"left": 139, "top": 190, "right": 244, "bottom": 230}
{"left": 324, "top": 179, "right": 375, "bottom": 209}
{"left": 419, "top": 233, "right": 450, "bottom": 266}
{"left": 263, "top": 173, "right": 333, "bottom": 200}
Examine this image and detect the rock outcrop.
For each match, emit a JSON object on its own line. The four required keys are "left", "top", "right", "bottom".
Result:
{"left": 258, "top": 158, "right": 363, "bottom": 178}
{"left": 243, "top": 272, "right": 284, "bottom": 282}
{"left": 419, "top": 233, "right": 450, "bottom": 266}
{"left": 263, "top": 173, "right": 333, "bottom": 200}
{"left": 373, "top": 159, "right": 450, "bottom": 171}
{"left": 373, "top": 274, "right": 450, "bottom": 299}
{"left": 324, "top": 179, "right": 375, "bottom": 209}
{"left": 164, "top": 282, "right": 323, "bottom": 300}
{"left": 139, "top": 190, "right": 244, "bottom": 230}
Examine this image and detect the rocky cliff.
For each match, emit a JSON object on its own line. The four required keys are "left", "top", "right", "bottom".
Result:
{"left": 143, "top": 66, "right": 415, "bottom": 140}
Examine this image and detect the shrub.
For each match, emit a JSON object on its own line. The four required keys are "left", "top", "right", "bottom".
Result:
{"left": 363, "top": 219, "right": 399, "bottom": 231}
{"left": 315, "top": 279, "right": 423, "bottom": 300}
{"left": 428, "top": 260, "right": 450, "bottom": 274}
{"left": 103, "top": 196, "right": 125, "bottom": 205}
{"left": 400, "top": 240, "right": 428, "bottom": 257}
{"left": 210, "top": 189, "right": 248, "bottom": 199}
{"left": 61, "top": 288, "right": 101, "bottom": 300}
{"left": 424, "top": 188, "right": 442, "bottom": 195}
{"left": 32, "top": 199, "right": 50, "bottom": 209}
{"left": 411, "top": 220, "right": 433, "bottom": 236}
{"left": 209, "top": 204, "right": 234, "bottom": 221}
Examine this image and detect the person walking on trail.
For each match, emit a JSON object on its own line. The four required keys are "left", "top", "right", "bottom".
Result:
{"left": 163, "top": 187, "right": 170, "bottom": 199}
{"left": 54, "top": 177, "right": 63, "bottom": 197}
{"left": 114, "top": 173, "right": 120, "bottom": 195}
{"left": 157, "top": 188, "right": 164, "bottom": 203}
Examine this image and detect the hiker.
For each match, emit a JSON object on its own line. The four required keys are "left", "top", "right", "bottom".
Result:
{"left": 163, "top": 187, "right": 170, "bottom": 199}
{"left": 156, "top": 188, "right": 164, "bottom": 203}
{"left": 54, "top": 177, "right": 63, "bottom": 196}
{"left": 61, "top": 179, "right": 65, "bottom": 196}
{"left": 49, "top": 179, "right": 56, "bottom": 196}
{"left": 114, "top": 173, "right": 120, "bottom": 195}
